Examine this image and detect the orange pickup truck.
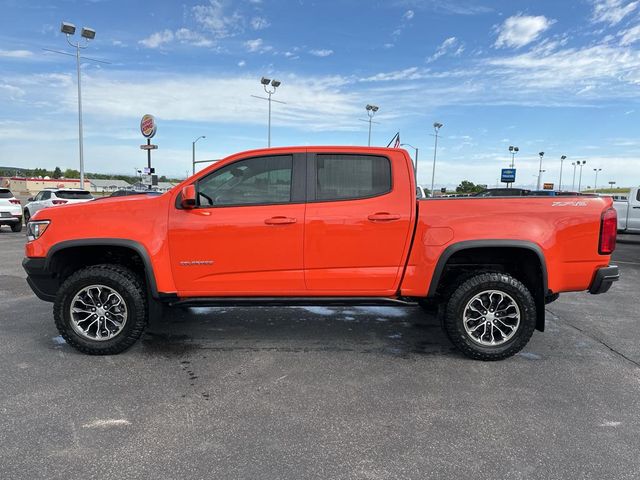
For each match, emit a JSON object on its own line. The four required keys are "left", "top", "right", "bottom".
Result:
{"left": 23, "top": 147, "right": 619, "bottom": 360}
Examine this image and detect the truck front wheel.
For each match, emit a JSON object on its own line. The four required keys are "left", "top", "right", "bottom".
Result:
{"left": 443, "top": 272, "right": 536, "bottom": 361}
{"left": 53, "top": 264, "right": 147, "bottom": 355}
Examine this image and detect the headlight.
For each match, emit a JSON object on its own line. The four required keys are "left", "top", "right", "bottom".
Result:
{"left": 27, "top": 221, "right": 50, "bottom": 241}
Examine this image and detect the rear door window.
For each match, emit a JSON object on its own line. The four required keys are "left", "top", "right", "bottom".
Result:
{"left": 315, "top": 154, "right": 391, "bottom": 201}
{"left": 56, "top": 190, "right": 93, "bottom": 200}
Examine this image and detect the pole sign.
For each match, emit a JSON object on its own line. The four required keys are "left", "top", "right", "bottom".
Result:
{"left": 543, "top": 182, "right": 554, "bottom": 190}
{"left": 140, "top": 114, "right": 157, "bottom": 138}
{"left": 501, "top": 168, "right": 516, "bottom": 183}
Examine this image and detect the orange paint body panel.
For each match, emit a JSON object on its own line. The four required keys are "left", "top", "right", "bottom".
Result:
{"left": 25, "top": 146, "right": 614, "bottom": 301}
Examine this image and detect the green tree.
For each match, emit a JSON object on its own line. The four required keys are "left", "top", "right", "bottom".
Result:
{"left": 52, "top": 167, "right": 62, "bottom": 179}
{"left": 64, "top": 168, "right": 80, "bottom": 179}
{"left": 456, "top": 180, "right": 485, "bottom": 194}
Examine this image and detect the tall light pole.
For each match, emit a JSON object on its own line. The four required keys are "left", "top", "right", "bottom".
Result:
{"left": 192, "top": 135, "right": 206, "bottom": 175}
{"left": 400, "top": 143, "right": 419, "bottom": 180}
{"left": 431, "top": 122, "right": 443, "bottom": 196}
{"left": 559, "top": 155, "right": 567, "bottom": 191}
{"left": 536, "top": 151, "right": 545, "bottom": 190}
{"left": 508, "top": 145, "right": 519, "bottom": 188}
{"left": 577, "top": 160, "right": 587, "bottom": 192}
{"left": 571, "top": 162, "right": 577, "bottom": 190}
{"left": 251, "top": 77, "right": 284, "bottom": 148}
{"left": 365, "top": 104, "right": 379, "bottom": 146}
{"left": 593, "top": 168, "right": 602, "bottom": 193}
{"left": 59, "top": 22, "right": 95, "bottom": 189}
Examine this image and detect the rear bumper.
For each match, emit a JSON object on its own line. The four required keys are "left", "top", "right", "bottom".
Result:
{"left": 0, "top": 215, "right": 21, "bottom": 224}
{"left": 589, "top": 265, "right": 619, "bottom": 295}
{"left": 22, "top": 257, "right": 57, "bottom": 302}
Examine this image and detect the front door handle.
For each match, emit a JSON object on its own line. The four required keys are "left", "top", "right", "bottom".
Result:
{"left": 265, "top": 216, "right": 297, "bottom": 225}
{"left": 368, "top": 213, "right": 401, "bottom": 222}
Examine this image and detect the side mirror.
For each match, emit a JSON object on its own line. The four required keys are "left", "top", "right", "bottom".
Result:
{"left": 181, "top": 185, "right": 196, "bottom": 209}
{"left": 27, "top": 197, "right": 34, "bottom": 202}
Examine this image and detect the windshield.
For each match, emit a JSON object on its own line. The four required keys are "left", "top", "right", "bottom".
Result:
{"left": 56, "top": 190, "right": 94, "bottom": 200}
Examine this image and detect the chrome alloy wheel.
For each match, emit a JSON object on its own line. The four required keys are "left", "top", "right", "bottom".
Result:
{"left": 69, "top": 285, "right": 128, "bottom": 341}
{"left": 463, "top": 290, "right": 520, "bottom": 346}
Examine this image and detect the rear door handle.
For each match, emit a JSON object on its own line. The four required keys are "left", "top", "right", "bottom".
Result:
{"left": 265, "top": 216, "right": 297, "bottom": 225}
{"left": 368, "top": 213, "right": 401, "bottom": 222}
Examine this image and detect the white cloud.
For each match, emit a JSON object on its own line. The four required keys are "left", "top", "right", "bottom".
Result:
{"left": 592, "top": 0, "right": 638, "bottom": 25}
{"left": 174, "top": 28, "right": 214, "bottom": 47}
{"left": 245, "top": 38, "right": 264, "bottom": 52}
{"left": 403, "top": 10, "right": 415, "bottom": 20}
{"left": 237, "top": 60, "right": 246, "bottom": 67}
{"left": 427, "top": 37, "right": 464, "bottom": 62}
{"left": 192, "top": 0, "right": 244, "bottom": 38}
{"left": 619, "top": 24, "right": 640, "bottom": 45}
{"left": 494, "top": 15, "right": 555, "bottom": 49}
{"left": 359, "top": 67, "right": 426, "bottom": 82}
{"left": 250, "top": 16, "right": 270, "bottom": 30}
{"left": 0, "top": 49, "right": 34, "bottom": 58}
{"left": 139, "top": 30, "right": 174, "bottom": 48}
{"left": 309, "top": 49, "right": 333, "bottom": 57}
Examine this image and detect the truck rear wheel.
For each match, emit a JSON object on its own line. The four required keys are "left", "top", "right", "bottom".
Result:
{"left": 443, "top": 272, "right": 536, "bottom": 361}
{"left": 53, "top": 264, "right": 147, "bottom": 355}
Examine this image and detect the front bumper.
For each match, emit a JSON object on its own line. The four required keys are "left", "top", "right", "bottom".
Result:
{"left": 22, "top": 257, "right": 57, "bottom": 302}
{"left": 589, "top": 265, "right": 619, "bottom": 295}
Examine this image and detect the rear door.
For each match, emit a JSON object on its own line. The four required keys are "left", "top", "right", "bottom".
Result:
{"left": 303, "top": 151, "right": 414, "bottom": 294}
{"left": 168, "top": 153, "right": 307, "bottom": 295}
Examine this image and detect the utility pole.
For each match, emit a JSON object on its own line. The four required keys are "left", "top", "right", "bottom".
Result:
{"left": 251, "top": 77, "right": 284, "bottom": 148}
{"left": 577, "top": 160, "right": 587, "bottom": 192}
{"left": 431, "top": 122, "right": 443, "bottom": 195}
{"left": 508, "top": 145, "right": 519, "bottom": 188}
{"left": 593, "top": 168, "right": 602, "bottom": 193}
{"left": 536, "top": 151, "right": 545, "bottom": 190}
{"left": 365, "top": 104, "right": 379, "bottom": 146}
{"left": 192, "top": 136, "right": 206, "bottom": 175}
{"left": 559, "top": 155, "right": 567, "bottom": 191}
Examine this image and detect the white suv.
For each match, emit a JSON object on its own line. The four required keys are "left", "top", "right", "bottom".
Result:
{"left": 24, "top": 188, "right": 94, "bottom": 223}
{"left": 0, "top": 188, "right": 22, "bottom": 232}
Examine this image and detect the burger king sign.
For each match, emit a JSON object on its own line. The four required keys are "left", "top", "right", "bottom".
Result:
{"left": 140, "top": 114, "right": 157, "bottom": 139}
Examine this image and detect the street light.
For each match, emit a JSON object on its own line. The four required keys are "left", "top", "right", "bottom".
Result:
{"left": 571, "top": 162, "right": 577, "bottom": 190}
{"left": 536, "top": 151, "right": 545, "bottom": 190}
{"left": 577, "top": 160, "right": 587, "bottom": 192}
{"left": 508, "top": 145, "right": 519, "bottom": 188}
{"left": 400, "top": 143, "right": 419, "bottom": 180}
{"left": 593, "top": 168, "right": 602, "bottom": 193}
{"left": 192, "top": 135, "right": 206, "bottom": 175}
{"left": 251, "top": 77, "right": 284, "bottom": 147}
{"left": 559, "top": 155, "right": 567, "bottom": 191}
{"left": 431, "top": 122, "right": 443, "bottom": 196}
{"left": 59, "top": 21, "right": 96, "bottom": 189}
{"left": 365, "top": 104, "right": 379, "bottom": 146}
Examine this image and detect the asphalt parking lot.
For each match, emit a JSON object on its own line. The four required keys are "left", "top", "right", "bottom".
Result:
{"left": 1, "top": 229, "right": 639, "bottom": 480}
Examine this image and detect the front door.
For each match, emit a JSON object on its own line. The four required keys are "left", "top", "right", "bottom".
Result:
{"left": 168, "top": 153, "right": 307, "bottom": 296}
{"left": 304, "top": 152, "right": 414, "bottom": 295}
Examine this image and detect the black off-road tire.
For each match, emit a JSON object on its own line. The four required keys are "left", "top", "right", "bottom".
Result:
{"left": 443, "top": 272, "right": 536, "bottom": 361}
{"left": 53, "top": 264, "right": 147, "bottom": 355}
{"left": 11, "top": 222, "right": 22, "bottom": 232}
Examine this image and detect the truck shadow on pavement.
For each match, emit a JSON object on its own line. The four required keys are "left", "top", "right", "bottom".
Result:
{"left": 141, "top": 306, "right": 460, "bottom": 359}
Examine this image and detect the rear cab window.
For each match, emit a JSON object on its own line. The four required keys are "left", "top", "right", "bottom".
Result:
{"left": 0, "top": 189, "right": 14, "bottom": 199}
{"left": 55, "top": 190, "right": 94, "bottom": 200}
{"left": 314, "top": 154, "right": 391, "bottom": 201}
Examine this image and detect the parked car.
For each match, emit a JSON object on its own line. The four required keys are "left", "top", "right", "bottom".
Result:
{"left": 23, "top": 188, "right": 94, "bottom": 223}
{"left": 0, "top": 188, "right": 23, "bottom": 232}
{"left": 23, "top": 146, "right": 618, "bottom": 360}
{"left": 613, "top": 187, "right": 640, "bottom": 233}
{"left": 416, "top": 185, "right": 427, "bottom": 199}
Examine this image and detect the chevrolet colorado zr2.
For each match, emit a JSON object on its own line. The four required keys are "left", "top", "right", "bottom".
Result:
{"left": 22, "top": 147, "right": 619, "bottom": 360}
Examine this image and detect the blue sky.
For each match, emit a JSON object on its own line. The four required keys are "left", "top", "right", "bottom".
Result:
{"left": 1, "top": 0, "right": 640, "bottom": 189}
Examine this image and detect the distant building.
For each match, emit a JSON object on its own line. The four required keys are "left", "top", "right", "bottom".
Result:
{"left": 87, "top": 178, "right": 132, "bottom": 193}
{"left": 0, "top": 177, "right": 86, "bottom": 194}
{"left": 154, "top": 181, "right": 176, "bottom": 193}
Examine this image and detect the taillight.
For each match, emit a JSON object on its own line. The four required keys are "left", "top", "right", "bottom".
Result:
{"left": 52, "top": 200, "right": 68, "bottom": 205}
{"left": 599, "top": 207, "right": 617, "bottom": 255}
{"left": 9, "top": 199, "right": 20, "bottom": 205}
